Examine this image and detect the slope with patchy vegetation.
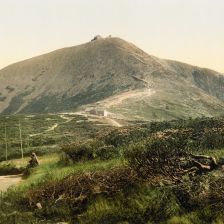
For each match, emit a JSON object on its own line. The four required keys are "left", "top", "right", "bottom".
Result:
{"left": 0, "top": 113, "right": 107, "bottom": 162}
{"left": 1, "top": 116, "right": 224, "bottom": 223}
{"left": 0, "top": 37, "right": 224, "bottom": 120}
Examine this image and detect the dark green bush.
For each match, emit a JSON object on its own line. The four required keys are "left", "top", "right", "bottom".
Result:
{"left": 98, "top": 117, "right": 224, "bottom": 152}
{"left": 61, "top": 142, "right": 93, "bottom": 162}
{"left": 0, "top": 163, "right": 24, "bottom": 175}
{"left": 98, "top": 126, "right": 151, "bottom": 147}
{"left": 94, "top": 145, "right": 119, "bottom": 160}
{"left": 124, "top": 129, "right": 192, "bottom": 179}
{"left": 61, "top": 139, "right": 104, "bottom": 162}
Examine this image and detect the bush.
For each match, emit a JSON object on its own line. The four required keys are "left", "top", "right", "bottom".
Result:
{"left": 61, "top": 139, "right": 104, "bottom": 162}
{"left": 124, "top": 129, "right": 192, "bottom": 180}
{"left": 94, "top": 145, "right": 119, "bottom": 160}
{"left": 27, "top": 167, "right": 139, "bottom": 213}
{"left": 0, "top": 163, "right": 24, "bottom": 175}
{"left": 61, "top": 139, "right": 121, "bottom": 162}
{"left": 97, "top": 126, "right": 151, "bottom": 147}
{"left": 98, "top": 117, "right": 224, "bottom": 152}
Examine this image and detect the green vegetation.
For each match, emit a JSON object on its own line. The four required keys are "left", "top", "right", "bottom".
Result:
{"left": 0, "top": 163, "right": 24, "bottom": 175}
{"left": 0, "top": 114, "right": 105, "bottom": 161}
{"left": 1, "top": 115, "right": 224, "bottom": 223}
{"left": 61, "top": 139, "right": 119, "bottom": 163}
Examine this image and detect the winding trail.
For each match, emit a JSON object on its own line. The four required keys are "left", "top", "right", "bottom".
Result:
{"left": 105, "top": 117, "right": 122, "bottom": 127}
{"left": 29, "top": 114, "right": 73, "bottom": 137}
{"left": 29, "top": 113, "right": 122, "bottom": 138}
{"left": 0, "top": 175, "right": 23, "bottom": 192}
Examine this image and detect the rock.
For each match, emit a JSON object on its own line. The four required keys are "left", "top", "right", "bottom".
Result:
{"left": 36, "top": 202, "right": 42, "bottom": 209}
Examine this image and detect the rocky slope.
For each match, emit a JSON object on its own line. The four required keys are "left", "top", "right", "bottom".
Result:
{"left": 0, "top": 36, "right": 224, "bottom": 120}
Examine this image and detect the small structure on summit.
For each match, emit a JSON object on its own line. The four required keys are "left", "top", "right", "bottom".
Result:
{"left": 85, "top": 107, "right": 108, "bottom": 117}
{"left": 91, "top": 35, "right": 103, "bottom": 41}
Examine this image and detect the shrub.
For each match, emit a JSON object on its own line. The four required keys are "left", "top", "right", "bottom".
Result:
{"left": 172, "top": 175, "right": 224, "bottom": 223}
{"left": 61, "top": 139, "right": 104, "bottom": 162}
{"left": 27, "top": 167, "right": 139, "bottom": 212}
{"left": 94, "top": 145, "right": 119, "bottom": 160}
{"left": 98, "top": 117, "right": 224, "bottom": 152}
{"left": 124, "top": 129, "right": 192, "bottom": 180}
{"left": 97, "top": 126, "right": 151, "bottom": 147}
{"left": 0, "top": 163, "right": 24, "bottom": 175}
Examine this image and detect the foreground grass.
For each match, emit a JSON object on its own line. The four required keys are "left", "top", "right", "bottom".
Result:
{"left": 18, "top": 155, "right": 123, "bottom": 192}
{"left": 2, "top": 116, "right": 224, "bottom": 223}
{"left": 0, "top": 152, "right": 123, "bottom": 192}
{"left": 2, "top": 152, "right": 224, "bottom": 223}
{"left": 0, "top": 154, "right": 123, "bottom": 223}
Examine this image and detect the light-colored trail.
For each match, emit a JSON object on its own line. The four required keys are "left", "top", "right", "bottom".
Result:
{"left": 105, "top": 118, "right": 122, "bottom": 127}
{"left": 29, "top": 113, "right": 122, "bottom": 138}
{"left": 29, "top": 114, "right": 73, "bottom": 137}
{"left": 0, "top": 175, "right": 23, "bottom": 192}
{"left": 97, "top": 89, "right": 155, "bottom": 108}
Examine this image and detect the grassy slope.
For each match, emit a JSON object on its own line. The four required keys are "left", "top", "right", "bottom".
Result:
{"left": 0, "top": 113, "right": 105, "bottom": 161}
{"left": 0, "top": 154, "right": 123, "bottom": 224}
{"left": 3, "top": 152, "right": 224, "bottom": 224}
{"left": 1, "top": 116, "right": 224, "bottom": 223}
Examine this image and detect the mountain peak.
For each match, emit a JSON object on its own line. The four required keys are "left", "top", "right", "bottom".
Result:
{"left": 0, "top": 37, "right": 224, "bottom": 120}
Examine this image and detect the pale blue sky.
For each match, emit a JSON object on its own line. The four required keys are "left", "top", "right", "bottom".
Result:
{"left": 0, "top": 0, "right": 223, "bottom": 72}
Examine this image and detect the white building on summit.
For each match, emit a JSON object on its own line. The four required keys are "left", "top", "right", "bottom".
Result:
{"left": 85, "top": 108, "right": 108, "bottom": 117}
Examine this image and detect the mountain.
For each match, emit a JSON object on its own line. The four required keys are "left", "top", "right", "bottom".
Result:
{"left": 0, "top": 36, "right": 224, "bottom": 120}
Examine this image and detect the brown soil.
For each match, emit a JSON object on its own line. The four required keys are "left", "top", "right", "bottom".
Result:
{"left": 0, "top": 174, "right": 23, "bottom": 192}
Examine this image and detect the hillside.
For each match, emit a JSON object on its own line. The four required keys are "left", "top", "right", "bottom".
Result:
{"left": 0, "top": 36, "right": 224, "bottom": 120}
{"left": 2, "top": 116, "right": 224, "bottom": 223}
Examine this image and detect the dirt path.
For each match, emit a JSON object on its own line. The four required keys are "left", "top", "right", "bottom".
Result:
{"left": 0, "top": 175, "right": 23, "bottom": 192}
{"left": 105, "top": 118, "right": 122, "bottom": 127}
{"left": 98, "top": 89, "right": 155, "bottom": 108}
{"left": 29, "top": 113, "right": 122, "bottom": 138}
{"left": 29, "top": 123, "right": 59, "bottom": 137}
{"left": 29, "top": 114, "right": 73, "bottom": 137}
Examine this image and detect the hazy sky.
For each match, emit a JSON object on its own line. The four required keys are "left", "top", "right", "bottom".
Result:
{"left": 0, "top": 0, "right": 223, "bottom": 72}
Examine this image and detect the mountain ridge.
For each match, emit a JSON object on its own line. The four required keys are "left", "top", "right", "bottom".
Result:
{"left": 0, "top": 36, "right": 224, "bottom": 120}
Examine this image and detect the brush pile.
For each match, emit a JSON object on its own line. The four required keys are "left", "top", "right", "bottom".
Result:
{"left": 28, "top": 167, "right": 139, "bottom": 208}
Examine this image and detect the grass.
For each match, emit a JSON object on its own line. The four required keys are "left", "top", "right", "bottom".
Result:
{"left": 199, "top": 148, "right": 224, "bottom": 158}
{"left": 2, "top": 115, "right": 224, "bottom": 223}
{"left": 9, "top": 153, "right": 123, "bottom": 192}
{"left": 0, "top": 154, "right": 123, "bottom": 224}
{"left": 79, "top": 186, "right": 181, "bottom": 224}
{"left": 0, "top": 113, "right": 105, "bottom": 161}
{"left": 1, "top": 153, "right": 224, "bottom": 224}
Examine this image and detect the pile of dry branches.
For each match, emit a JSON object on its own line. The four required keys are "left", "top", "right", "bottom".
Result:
{"left": 125, "top": 128, "right": 222, "bottom": 183}
{"left": 28, "top": 167, "right": 139, "bottom": 208}
{"left": 208, "top": 176, "right": 224, "bottom": 210}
